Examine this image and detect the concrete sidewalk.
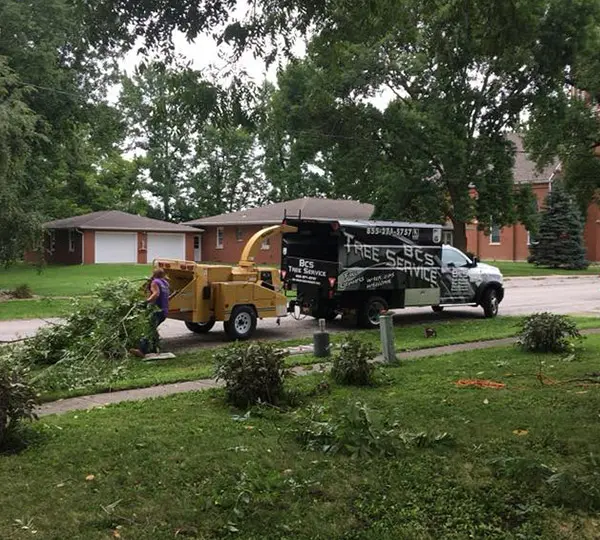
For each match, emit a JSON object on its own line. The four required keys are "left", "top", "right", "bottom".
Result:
{"left": 37, "top": 335, "right": 525, "bottom": 417}
{"left": 38, "top": 326, "right": 600, "bottom": 417}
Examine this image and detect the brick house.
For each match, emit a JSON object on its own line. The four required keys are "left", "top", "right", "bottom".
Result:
{"left": 185, "top": 197, "right": 374, "bottom": 264}
{"left": 466, "top": 133, "right": 600, "bottom": 261}
{"left": 40, "top": 211, "right": 200, "bottom": 264}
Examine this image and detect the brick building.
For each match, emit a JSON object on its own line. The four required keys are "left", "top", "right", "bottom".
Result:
{"left": 184, "top": 198, "right": 374, "bottom": 264}
{"left": 466, "top": 133, "right": 600, "bottom": 262}
{"left": 39, "top": 211, "right": 199, "bottom": 264}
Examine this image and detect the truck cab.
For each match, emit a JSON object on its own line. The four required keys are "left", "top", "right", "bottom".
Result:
{"left": 437, "top": 245, "right": 504, "bottom": 317}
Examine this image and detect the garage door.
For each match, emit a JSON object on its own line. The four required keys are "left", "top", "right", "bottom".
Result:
{"left": 95, "top": 232, "right": 137, "bottom": 263}
{"left": 147, "top": 233, "right": 185, "bottom": 262}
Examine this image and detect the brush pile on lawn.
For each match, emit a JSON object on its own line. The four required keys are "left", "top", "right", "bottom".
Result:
{"left": 0, "top": 279, "right": 153, "bottom": 395}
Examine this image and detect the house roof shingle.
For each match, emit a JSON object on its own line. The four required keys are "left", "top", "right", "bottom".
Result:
{"left": 184, "top": 197, "right": 375, "bottom": 227}
{"left": 507, "top": 133, "right": 561, "bottom": 184}
{"left": 44, "top": 210, "right": 199, "bottom": 233}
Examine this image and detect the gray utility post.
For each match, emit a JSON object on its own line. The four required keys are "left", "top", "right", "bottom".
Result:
{"left": 379, "top": 311, "right": 397, "bottom": 363}
{"left": 313, "top": 318, "right": 330, "bottom": 358}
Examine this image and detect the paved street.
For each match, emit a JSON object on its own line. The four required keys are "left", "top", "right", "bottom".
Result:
{"left": 1, "top": 275, "right": 599, "bottom": 347}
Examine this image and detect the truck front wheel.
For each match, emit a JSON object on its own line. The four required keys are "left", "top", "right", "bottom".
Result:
{"left": 358, "top": 296, "right": 389, "bottom": 329}
{"left": 185, "top": 320, "right": 215, "bottom": 334}
{"left": 224, "top": 306, "right": 257, "bottom": 340}
{"left": 481, "top": 288, "right": 499, "bottom": 318}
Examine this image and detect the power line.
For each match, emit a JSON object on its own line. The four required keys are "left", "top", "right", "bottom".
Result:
{"left": 16, "top": 80, "right": 89, "bottom": 100}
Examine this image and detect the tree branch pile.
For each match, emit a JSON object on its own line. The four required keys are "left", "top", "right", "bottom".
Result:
{"left": 2, "top": 279, "right": 153, "bottom": 392}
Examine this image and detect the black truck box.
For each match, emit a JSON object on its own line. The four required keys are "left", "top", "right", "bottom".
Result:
{"left": 282, "top": 218, "right": 444, "bottom": 290}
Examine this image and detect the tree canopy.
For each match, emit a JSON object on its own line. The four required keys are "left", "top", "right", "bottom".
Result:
{"left": 81, "top": 0, "right": 600, "bottom": 249}
{"left": 4, "top": 0, "right": 600, "bottom": 264}
{"left": 0, "top": 0, "right": 140, "bottom": 264}
{"left": 258, "top": 0, "right": 600, "bottom": 248}
{"left": 119, "top": 61, "right": 271, "bottom": 221}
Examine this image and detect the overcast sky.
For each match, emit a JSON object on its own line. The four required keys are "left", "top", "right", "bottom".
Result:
{"left": 110, "top": 25, "right": 392, "bottom": 111}
{"left": 112, "top": 0, "right": 302, "bottom": 99}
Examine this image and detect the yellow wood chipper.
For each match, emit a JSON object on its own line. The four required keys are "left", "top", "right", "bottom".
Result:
{"left": 153, "top": 224, "right": 296, "bottom": 340}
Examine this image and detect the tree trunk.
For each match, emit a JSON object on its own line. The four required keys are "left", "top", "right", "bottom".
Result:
{"left": 452, "top": 219, "right": 468, "bottom": 252}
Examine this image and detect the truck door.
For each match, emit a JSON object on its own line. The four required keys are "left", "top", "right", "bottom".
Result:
{"left": 439, "top": 246, "right": 476, "bottom": 304}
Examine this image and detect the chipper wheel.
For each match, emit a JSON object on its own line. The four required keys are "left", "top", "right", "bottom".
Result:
{"left": 185, "top": 320, "right": 216, "bottom": 334}
{"left": 224, "top": 306, "right": 257, "bottom": 340}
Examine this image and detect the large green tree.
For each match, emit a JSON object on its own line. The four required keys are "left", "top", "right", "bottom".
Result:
{"left": 525, "top": 92, "right": 600, "bottom": 220}
{"left": 264, "top": 0, "right": 600, "bottom": 248}
{"left": 0, "top": 0, "right": 129, "bottom": 263}
{"left": 185, "top": 124, "right": 268, "bottom": 219}
{"left": 524, "top": 0, "right": 600, "bottom": 212}
{"left": 83, "top": 0, "right": 600, "bottom": 250}
{"left": 257, "top": 82, "right": 334, "bottom": 202}
{"left": 0, "top": 59, "right": 41, "bottom": 265}
{"left": 530, "top": 185, "right": 588, "bottom": 269}
{"left": 119, "top": 62, "right": 220, "bottom": 221}
{"left": 120, "top": 64, "right": 276, "bottom": 221}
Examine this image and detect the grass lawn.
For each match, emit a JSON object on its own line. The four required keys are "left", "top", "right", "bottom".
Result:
{"left": 3, "top": 339, "right": 600, "bottom": 539}
{"left": 35, "top": 315, "right": 600, "bottom": 402}
{"left": 490, "top": 260, "right": 600, "bottom": 277}
{"left": 0, "top": 263, "right": 151, "bottom": 297}
{"left": 0, "top": 298, "right": 81, "bottom": 321}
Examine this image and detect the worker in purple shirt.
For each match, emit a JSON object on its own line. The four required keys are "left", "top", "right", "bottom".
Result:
{"left": 130, "top": 268, "right": 170, "bottom": 357}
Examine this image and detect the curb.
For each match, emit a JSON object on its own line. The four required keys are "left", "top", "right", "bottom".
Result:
{"left": 504, "top": 274, "right": 599, "bottom": 281}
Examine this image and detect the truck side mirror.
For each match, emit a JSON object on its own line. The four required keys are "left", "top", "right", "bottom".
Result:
{"left": 471, "top": 257, "right": 479, "bottom": 267}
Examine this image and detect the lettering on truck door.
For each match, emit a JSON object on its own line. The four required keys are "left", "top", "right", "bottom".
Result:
{"left": 439, "top": 246, "right": 475, "bottom": 304}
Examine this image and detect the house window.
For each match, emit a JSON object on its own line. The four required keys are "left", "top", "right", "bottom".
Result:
{"left": 236, "top": 227, "right": 244, "bottom": 242}
{"left": 216, "top": 227, "right": 224, "bottom": 249}
{"left": 442, "top": 231, "right": 453, "bottom": 245}
{"left": 49, "top": 231, "right": 56, "bottom": 253}
{"left": 527, "top": 231, "right": 537, "bottom": 246}
{"left": 490, "top": 223, "right": 501, "bottom": 244}
{"left": 193, "top": 236, "right": 200, "bottom": 249}
{"left": 68, "top": 229, "right": 75, "bottom": 252}
{"left": 261, "top": 237, "right": 271, "bottom": 250}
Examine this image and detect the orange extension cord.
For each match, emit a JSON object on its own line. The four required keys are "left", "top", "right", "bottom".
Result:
{"left": 455, "top": 379, "right": 506, "bottom": 389}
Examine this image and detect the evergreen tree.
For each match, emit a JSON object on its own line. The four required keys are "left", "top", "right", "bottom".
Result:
{"left": 531, "top": 186, "right": 588, "bottom": 269}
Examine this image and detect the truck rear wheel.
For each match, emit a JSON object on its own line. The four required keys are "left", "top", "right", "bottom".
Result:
{"left": 185, "top": 320, "right": 215, "bottom": 334}
{"left": 224, "top": 306, "right": 257, "bottom": 340}
{"left": 358, "top": 296, "right": 388, "bottom": 329}
{"left": 481, "top": 288, "right": 499, "bottom": 318}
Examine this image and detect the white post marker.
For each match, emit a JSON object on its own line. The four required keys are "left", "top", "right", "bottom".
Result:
{"left": 379, "top": 311, "right": 397, "bottom": 363}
